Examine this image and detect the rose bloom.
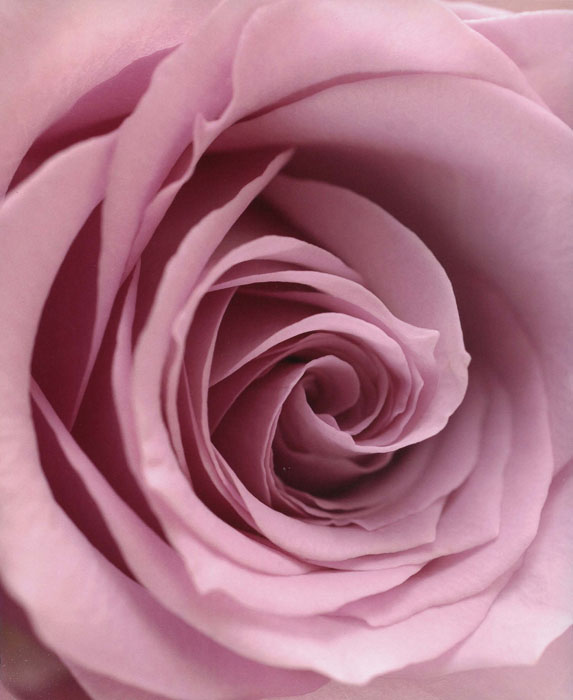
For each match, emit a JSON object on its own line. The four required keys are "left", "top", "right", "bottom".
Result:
{"left": 1, "top": 0, "right": 572, "bottom": 698}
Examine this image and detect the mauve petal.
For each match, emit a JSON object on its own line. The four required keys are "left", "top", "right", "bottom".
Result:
{"left": 111, "top": 0, "right": 548, "bottom": 373}
{"left": 175, "top": 530, "right": 423, "bottom": 616}
{"left": 71, "top": 266, "right": 163, "bottom": 533}
{"left": 186, "top": 297, "right": 446, "bottom": 563}
{"left": 124, "top": 140, "right": 464, "bottom": 620}
{"left": 137, "top": 0, "right": 547, "bottom": 256}
{"left": 169, "top": 328, "right": 433, "bottom": 610}
{"left": 228, "top": 0, "right": 540, "bottom": 117}
{"left": 390, "top": 366, "right": 506, "bottom": 556}
{"left": 265, "top": 176, "right": 469, "bottom": 442}
{"left": 209, "top": 265, "right": 441, "bottom": 433}
{"left": 31, "top": 384, "right": 196, "bottom": 625}
{"left": 209, "top": 343, "right": 486, "bottom": 555}
{"left": 299, "top": 379, "right": 478, "bottom": 524}
{"left": 10, "top": 512, "right": 317, "bottom": 700}
{"left": 0, "top": 0, "right": 214, "bottom": 193}
{"left": 220, "top": 71, "right": 573, "bottom": 470}
{"left": 7, "top": 49, "right": 173, "bottom": 195}
{"left": 176, "top": 369, "right": 315, "bottom": 577}
{"left": 480, "top": 0, "right": 573, "bottom": 8}
{"left": 210, "top": 476, "right": 443, "bottom": 563}
{"left": 130, "top": 150, "right": 291, "bottom": 491}
{"left": 100, "top": 0, "right": 267, "bottom": 284}
{"left": 98, "top": 0, "right": 545, "bottom": 325}
{"left": 345, "top": 375, "right": 487, "bottom": 529}
{"left": 428, "top": 462, "right": 573, "bottom": 674}
{"left": 423, "top": 628, "right": 573, "bottom": 700}
{"left": 181, "top": 424, "right": 428, "bottom": 616}
{"left": 3, "top": 0, "right": 570, "bottom": 693}
{"left": 342, "top": 278, "right": 553, "bottom": 624}
{"left": 211, "top": 371, "right": 444, "bottom": 562}
{"left": 444, "top": 1, "right": 512, "bottom": 18}
{"left": 277, "top": 629, "right": 573, "bottom": 700}
{"left": 29, "top": 386, "right": 331, "bottom": 697}
{"left": 214, "top": 358, "right": 359, "bottom": 502}
{"left": 125, "top": 170, "right": 317, "bottom": 581}
{"left": 127, "top": 153, "right": 329, "bottom": 563}
{"left": 337, "top": 366, "right": 508, "bottom": 615}
{"left": 62, "top": 275, "right": 491, "bottom": 680}
{"left": 163, "top": 225, "right": 371, "bottom": 489}
{"left": 0, "top": 136, "right": 320, "bottom": 696}
{"left": 209, "top": 333, "right": 373, "bottom": 437}
{"left": 208, "top": 312, "right": 419, "bottom": 449}
{"left": 68, "top": 666, "right": 175, "bottom": 700}
{"left": 173, "top": 574, "right": 510, "bottom": 684}
{"left": 469, "top": 11, "right": 573, "bottom": 126}
{"left": 0, "top": 133, "right": 113, "bottom": 401}
{"left": 67, "top": 4, "right": 267, "bottom": 451}
{"left": 0, "top": 684, "right": 20, "bottom": 700}
{"left": 0, "top": 592, "right": 87, "bottom": 699}
{"left": 2, "top": 415, "right": 320, "bottom": 698}
{"left": 0, "top": 134, "right": 111, "bottom": 686}
{"left": 31, "top": 208, "right": 101, "bottom": 425}
{"left": 123, "top": 196, "right": 449, "bottom": 610}
{"left": 330, "top": 368, "right": 500, "bottom": 563}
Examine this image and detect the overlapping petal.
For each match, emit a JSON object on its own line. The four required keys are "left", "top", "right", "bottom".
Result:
{"left": 0, "top": 0, "right": 571, "bottom": 698}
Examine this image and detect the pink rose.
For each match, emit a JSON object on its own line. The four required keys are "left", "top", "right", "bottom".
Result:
{"left": 1, "top": 1, "right": 572, "bottom": 699}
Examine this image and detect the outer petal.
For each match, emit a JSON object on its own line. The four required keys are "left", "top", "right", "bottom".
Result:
{"left": 99, "top": 0, "right": 545, "bottom": 325}
{"left": 444, "top": 2, "right": 512, "bottom": 19}
{"left": 0, "top": 138, "right": 319, "bottom": 698}
{"left": 278, "top": 629, "right": 573, "bottom": 700}
{"left": 462, "top": 0, "right": 573, "bottom": 9}
{"left": 0, "top": 591, "right": 87, "bottom": 699}
{"left": 0, "top": 0, "right": 215, "bottom": 192}
{"left": 469, "top": 11, "right": 573, "bottom": 126}
{"left": 425, "top": 462, "right": 573, "bottom": 673}
{"left": 219, "top": 72, "right": 573, "bottom": 469}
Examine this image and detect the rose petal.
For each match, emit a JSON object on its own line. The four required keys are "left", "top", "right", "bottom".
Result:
{"left": 220, "top": 71, "right": 573, "bottom": 470}
{"left": 31, "top": 208, "right": 101, "bottom": 425}
{"left": 0, "top": 132, "right": 113, "bottom": 402}
{"left": 0, "top": 0, "right": 213, "bottom": 192}
{"left": 429, "top": 461, "right": 573, "bottom": 674}
{"left": 469, "top": 11, "right": 573, "bottom": 126}
{"left": 444, "top": 1, "right": 512, "bottom": 19}
{"left": 264, "top": 175, "right": 469, "bottom": 442}
{"left": 279, "top": 628, "right": 573, "bottom": 700}
{"left": 99, "top": 0, "right": 545, "bottom": 318}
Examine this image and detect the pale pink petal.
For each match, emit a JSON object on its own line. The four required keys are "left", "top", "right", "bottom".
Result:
{"left": 0, "top": 0, "right": 214, "bottom": 192}
{"left": 337, "top": 278, "right": 553, "bottom": 626}
{"left": 279, "top": 629, "right": 573, "bottom": 700}
{"left": 469, "top": 11, "right": 573, "bottom": 126}
{"left": 427, "top": 461, "right": 573, "bottom": 674}
{"left": 2, "top": 0, "right": 571, "bottom": 694}
{"left": 98, "top": 0, "right": 546, "bottom": 348}
{"left": 444, "top": 1, "right": 512, "bottom": 18}
{"left": 0, "top": 132, "right": 113, "bottom": 399}
{"left": 0, "top": 592, "right": 86, "bottom": 699}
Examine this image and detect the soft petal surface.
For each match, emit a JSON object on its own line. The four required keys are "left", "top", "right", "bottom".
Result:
{"left": 1, "top": 0, "right": 571, "bottom": 697}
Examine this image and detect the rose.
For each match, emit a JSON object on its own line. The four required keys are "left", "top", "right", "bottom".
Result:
{"left": 1, "top": 1, "right": 572, "bottom": 699}
{"left": 1, "top": 0, "right": 572, "bottom": 698}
